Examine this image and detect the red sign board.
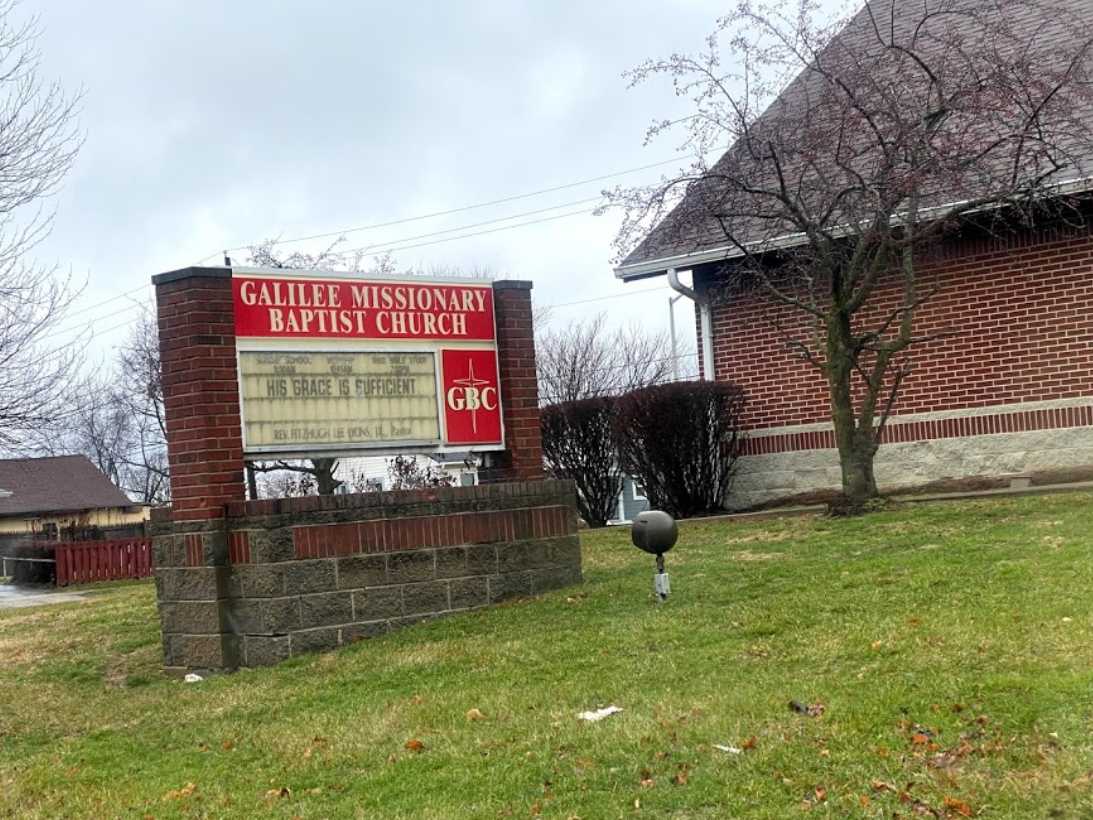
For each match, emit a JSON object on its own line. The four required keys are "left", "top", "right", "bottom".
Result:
{"left": 231, "top": 270, "right": 506, "bottom": 456}
{"left": 441, "top": 349, "right": 503, "bottom": 445}
{"left": 232, "top": 274, "right": 496, "bottom": 341}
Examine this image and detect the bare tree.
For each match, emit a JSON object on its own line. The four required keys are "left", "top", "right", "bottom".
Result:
{"left": 536, "top": 313, "right": 686, "bottom": 404}
{"left": 541, "top": 397, "right": 620, "bottom": 527}
{"left": 35, "top": 315, "right": 170, "bottom": 503}
{"left": 387, "top": 455, "right": 457, "bottom": 490}
{"left": 112, "top": 315, "right": 169, "bottom": 502}
{"left": 612, "top": 0, "right": 1093, "bottom": 513}
{"left": 537, "top": 314, "right": 686, "bottom": 525}
{"left": 0, "top": 2, "right": 82, "bottom": 451}
{"left": 252, "top": 457, "right": 343, "bottom": 496}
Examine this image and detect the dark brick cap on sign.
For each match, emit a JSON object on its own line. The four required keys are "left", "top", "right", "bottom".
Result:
{"left": 492, "top": 279, "right": 533, "bottom": 291}
{"left": 151, "top": 266, "right": 232, "bottom": 286}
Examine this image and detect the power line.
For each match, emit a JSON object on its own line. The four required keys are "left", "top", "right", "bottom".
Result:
{"left": 339, "top": 207, "right": 597, "bottom": 258}
{"left": 338, "top": 196, "right": 604, "bottom": 255}
{"left": 201, "top": 144, "right": 726, "bottom": 261}
{"left": 39, "top": 298, "right": 151, "bottom": 342}
{"left": 547, "top": 285, "right": 669, "bottom": 309}
{"left": 65, "top": 285, "right": 149, "bottom": 319}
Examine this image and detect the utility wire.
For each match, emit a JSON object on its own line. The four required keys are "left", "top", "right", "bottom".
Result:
{"left": 64, "top": 285, "right": 149, "bottom": 318}
{"left": 39, "top": 298, "right": 151, "bottom": 342}
{"left": 338, "top": 196, "right": 604, "bottom": 255}
{"left": 201, "top": 143, "right": 725, "bottom": 261}
{"left": 338, "top": 207, "right": 597, "bottom": 258}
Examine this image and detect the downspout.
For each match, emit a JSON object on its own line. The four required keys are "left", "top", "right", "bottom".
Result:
{"left": 667, "top": 268, "right": 715, "bottom": 381}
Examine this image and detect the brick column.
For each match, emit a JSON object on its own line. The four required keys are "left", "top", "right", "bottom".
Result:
{"left": 152, "top": 266, "right": 244, "bottom": 673}
{"left": 153, "top": 267, "right": 246, "bottom": 520}
{"left": 482, "top": 280, "right": 544, "bottom": 482}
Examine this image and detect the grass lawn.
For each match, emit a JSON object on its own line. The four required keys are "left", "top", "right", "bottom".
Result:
{"left": 3, "top": 494, "right": 1093, "bottom": 818}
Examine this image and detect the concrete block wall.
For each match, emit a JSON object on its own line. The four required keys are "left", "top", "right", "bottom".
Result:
{"left": 153, "top": 480, "right": 582, "bottom": 673}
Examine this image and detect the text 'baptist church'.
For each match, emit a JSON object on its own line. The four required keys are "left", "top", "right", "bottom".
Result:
{"left": 235, "top": 278, "right": 492, "bottom": 338}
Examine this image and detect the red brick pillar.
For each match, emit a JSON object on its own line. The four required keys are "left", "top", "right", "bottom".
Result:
{"left": 153, "top": 267, "right": 246, "bottom": 520}
{"left": 482, "top": 280, "right": 544, "bottom": 482}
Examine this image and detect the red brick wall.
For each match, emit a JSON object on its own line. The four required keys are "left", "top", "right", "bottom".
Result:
{"left": 484, "top": 281, "right": 544, "bottom": 481}
{"left": 698, "top": 223, "right": 1093, "bottom": 431}
{"left": 154, "top": 269, "right": 246, "bottom": 521}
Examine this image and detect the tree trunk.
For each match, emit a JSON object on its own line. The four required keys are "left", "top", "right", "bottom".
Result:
{"left": 827, "top": 314, "right": 880, "bottom": 515}
{"left": 312, "top": 458, "right": 342, "bottom": 496}
{"left": 836, "top": 429, "right": 878, "bottom": 514}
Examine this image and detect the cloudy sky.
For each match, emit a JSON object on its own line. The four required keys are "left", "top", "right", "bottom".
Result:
{"left": 22, "top": 0, "right": 745, "bottom": 370}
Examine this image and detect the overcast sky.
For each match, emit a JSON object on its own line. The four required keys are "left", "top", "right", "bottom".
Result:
{"left": 23, "top": 0, "right": 748, "bottom": 371}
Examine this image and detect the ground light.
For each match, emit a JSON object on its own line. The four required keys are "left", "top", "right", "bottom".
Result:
{"left": 630, "top": 510, "right": 678, "bottom": 602}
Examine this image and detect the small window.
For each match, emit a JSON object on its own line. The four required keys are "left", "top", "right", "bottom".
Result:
{"left": 632, "top": 480, "right": 647, "bottom": 501}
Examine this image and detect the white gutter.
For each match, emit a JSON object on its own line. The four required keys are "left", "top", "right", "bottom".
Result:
{"left": 667, "top": 268, "right": 715, "bottom": 381}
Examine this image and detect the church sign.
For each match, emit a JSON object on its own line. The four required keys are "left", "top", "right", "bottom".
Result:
{"left": 232, "top": 268, "right": 504, "bottom": 457}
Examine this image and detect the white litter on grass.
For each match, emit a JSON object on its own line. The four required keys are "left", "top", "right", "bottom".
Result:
{"left": 578, "top": 706, "right": 623, "bottom": 722}
{"left": 713, "top": 744, "right": 743, "bottom": 754}
{"left": 183, "top": 673, "right": 204, "bottom": 683}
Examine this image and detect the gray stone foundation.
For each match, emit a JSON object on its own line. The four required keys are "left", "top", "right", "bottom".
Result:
{"left": 730, "top": 425, "right": 1093, "bottom": 510}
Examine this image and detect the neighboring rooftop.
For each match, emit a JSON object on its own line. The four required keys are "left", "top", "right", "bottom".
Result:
{"left": 0, "top": 456, "right": 133, "bottom": 518}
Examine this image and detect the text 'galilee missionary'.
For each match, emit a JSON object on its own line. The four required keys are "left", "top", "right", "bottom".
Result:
{"left": 232, "top": 276, "right": 496, "bottom": 341}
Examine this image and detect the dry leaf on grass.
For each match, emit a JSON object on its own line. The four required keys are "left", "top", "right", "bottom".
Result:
{"left": 466, "top": 708, "right": 486, "bottom": 721}
{"left": 671, "top": 765, "right": 689, "bottom": 786}
{"left": 264, "top": 787, "right": 291, "bottom": 799}
{"left": 163, "top": 783, "right": 196, "bottom": 801}
{"left": 404, "top": 738, "right": 425, "bottom": 752}
{"left": 943, "top": 797, "right": 973, "bottom": 817}
{"left": 741, "top": 736, "right": 758, "bottom": 751}
{"left": 801, "top": 786, "right": 827, "bottom": 810}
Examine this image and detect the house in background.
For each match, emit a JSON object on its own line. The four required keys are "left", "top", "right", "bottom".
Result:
{"left": 0, "top": 455, "right": 148, "bottom": 546}
{"left": 611, "top": 476, "right": 650, "bottom": 524}
{"left": 334, "top": 453, "right": 479, "bottom": 493}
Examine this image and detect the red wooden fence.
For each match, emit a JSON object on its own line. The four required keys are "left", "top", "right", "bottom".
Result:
{"left": 54, "top": 538, "right": 153, "bottom": 587}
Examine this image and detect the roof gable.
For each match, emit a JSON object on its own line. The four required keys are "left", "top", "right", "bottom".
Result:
{"left": 0, "top": 455, "right": 133, "bottom": 518}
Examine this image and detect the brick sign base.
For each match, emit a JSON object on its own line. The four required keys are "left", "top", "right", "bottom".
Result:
{"left": 152, "top": 480, "right": 581, "bottom": 672}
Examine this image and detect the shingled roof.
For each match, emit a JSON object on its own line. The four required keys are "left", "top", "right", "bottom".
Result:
{"left": 616, "top": 0, "right": 1093, "bottom": 280}
{"left": 0, "top": 455, "right": 134, "bottom": 518}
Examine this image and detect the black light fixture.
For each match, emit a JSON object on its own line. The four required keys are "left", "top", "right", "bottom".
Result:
{"left": 630, "top": 510, "right": 678, "bottom": 602}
